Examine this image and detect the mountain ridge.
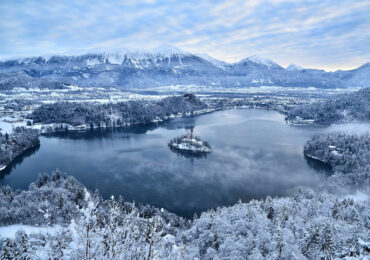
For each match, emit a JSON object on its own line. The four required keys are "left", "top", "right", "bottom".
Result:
{"left": 0, "top": 49, "right": 369, "bottom": 90}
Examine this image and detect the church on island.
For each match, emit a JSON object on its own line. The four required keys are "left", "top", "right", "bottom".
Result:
{"left": 168, "top": 129, "right": 212, "bottom": 154}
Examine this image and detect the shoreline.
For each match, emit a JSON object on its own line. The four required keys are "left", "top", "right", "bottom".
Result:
{"left": 304, "top": 152, "right": 330, "bottom": 165}
{"left": 0, "top": 141, "right": 40, "bottom": 173}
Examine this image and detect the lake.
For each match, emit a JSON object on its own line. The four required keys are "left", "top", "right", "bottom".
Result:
{"left": 0, "top": 109, "right": 341, "bottom": 217}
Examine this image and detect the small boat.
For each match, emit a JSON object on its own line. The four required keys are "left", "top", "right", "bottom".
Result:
{"left": 0, "top": 165, "right": 6, "bottom": 171}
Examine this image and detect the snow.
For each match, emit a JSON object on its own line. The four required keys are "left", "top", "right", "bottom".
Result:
{"left": 345, "top": 190, "right": 369, "bottom": 202}
{"left": 330, "top": 150, "right": 341, "bottom": 156}
{"left": 197, "top": 53, "right": 229, "bottom": 69}
{"left": 239, "top": 55, "right": 278, "bottom": 68}
{"left": 0, "top": 115, "right": 33, "bottom": 134}
{"left": 93, "top": 46, "right": 189, "bottom": 65}
{"left": 86, "top": 58, "right": 101, "bottom": 66}
{"left": 4, "top": 46, "right": 191, "bottom": 68}
{"left": 152, "top": 45, "right": 185, "bottom": 57}
{"left": 0, "top": 224, "right": 63, "bottom": 239}
{"left": 171, "top": 137, "right": 212, "bottom": 153}
{"left": 287, "top": 64, "right": 304, "bottom": 71}
{"left": 0, "top": 120, "right": 13, "bottom": 134}
{"left": 66, "top": 85, "right": 83, "bottom": 90}
{"left": 103, "top": 52, "right": 126, "bottom": 65}
{"left": 305, "top": 153, "right": 325, "bottom": 162}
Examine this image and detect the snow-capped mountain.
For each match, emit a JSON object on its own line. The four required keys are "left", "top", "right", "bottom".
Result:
{"left": 225, "top": 55, "right": 287, "bottom": 86}
{"left": 332, "top": 63, "right": 370, "bottom": 88}
{"left": 238, "top": 55, "right": 281, "bottom": 69}
{"left": 287, "top": 64, "right": 304, "bottom": 71}
{"left": 196, "top": 53, "right": 229, "bottom": 69}
{"left": 0, "top": 48, "right": 226, "bottom": 89}
{"left": 0, "top": 48, "right": 369, "bottom": 90}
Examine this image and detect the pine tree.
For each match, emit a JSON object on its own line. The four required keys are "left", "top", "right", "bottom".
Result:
{"left": 1, "top": 238, "right": 18, "bottom": 260}
{"left": 103, "top": 195, "right": 121, "bottom": 259}
{"left": 320, "top": 221, "right": 335, "bottom": 259}
{"left": 145, "top": 215, "right": 164, "bottom": 260}
{"left": 301, "top": 225, "right": 320, "bottom": 258}
{"left": 71, "top": 191, "right": 102, "bottom": 259}
{"left": 264, "top": 196, "right": 274, "bottom": 220}
{"left": 15, "top": 230, "right": 30, "bottom": 259}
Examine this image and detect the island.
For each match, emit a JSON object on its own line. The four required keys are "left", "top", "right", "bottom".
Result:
{"left": 168, "top": 129, "right": 212, "bottom": 154}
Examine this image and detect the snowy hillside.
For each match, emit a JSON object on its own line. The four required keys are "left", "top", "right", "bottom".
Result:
{"left": 0, "top": 170, "right": 368, "bottom": 259}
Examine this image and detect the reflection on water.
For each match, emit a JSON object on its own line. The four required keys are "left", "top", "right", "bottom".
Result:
{"left": 0, "top": 109, "right": 344, "bottom": 217}
{"left": 0, "top": 144, "right": 40, "bottom": 179}
{"left": 169, "top": 147, "right": 209, "bottom": 162}
{"left": 304, "top": 155, "right": 332, "bottom": 173}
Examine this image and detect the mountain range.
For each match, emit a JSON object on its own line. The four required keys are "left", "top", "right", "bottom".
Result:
{"left": 0, "top": 48, "right": 369, "bottom": 90}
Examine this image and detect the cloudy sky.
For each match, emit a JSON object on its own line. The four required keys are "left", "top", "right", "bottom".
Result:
{"left": 0, "top": 0, "right": 369, "bottom": 70}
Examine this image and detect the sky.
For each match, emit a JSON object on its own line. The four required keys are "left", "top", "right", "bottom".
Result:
{"left": 0, "top": 0, "right": 369, "bottom": 71}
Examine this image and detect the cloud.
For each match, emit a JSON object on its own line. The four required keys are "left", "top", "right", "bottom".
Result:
{"left": 0, "top": 0, "right": 369, "bottom": 70}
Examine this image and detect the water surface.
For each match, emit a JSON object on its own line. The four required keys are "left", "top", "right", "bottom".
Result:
{"left": 0, "top": 109, "right": 340, "bottom": 217}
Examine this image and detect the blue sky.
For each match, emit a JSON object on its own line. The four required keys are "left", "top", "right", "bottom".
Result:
{"left": 0, "top": 0, "right": 369, "bottom": 70}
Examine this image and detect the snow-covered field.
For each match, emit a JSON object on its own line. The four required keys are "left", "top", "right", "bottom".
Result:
{"left": 131, "top": 84, "right": 360, "bottom": 95}
{"left": 0, "top": 225, "right": 64, "bottom": 239}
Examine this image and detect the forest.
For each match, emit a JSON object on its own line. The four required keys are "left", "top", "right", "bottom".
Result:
{"left": 0, "top": 127, "right": 39, "bottom": 169}
{"left": 28, "top": 88, "right": 370, "bottom": 130}
{"left": 304, "top": 133, "right": 370, "bottom": 195}
{"left": 29, "top": 93, "right": 207, "bottom": 127}
{"left": 304, "top": 133, "right": 370, "bottom": 175}
{"left": 286, "top": 87, "right": 370, "bottom": 125}
{"left": 0, "top": 170, "right": 368, "bottom": 259}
